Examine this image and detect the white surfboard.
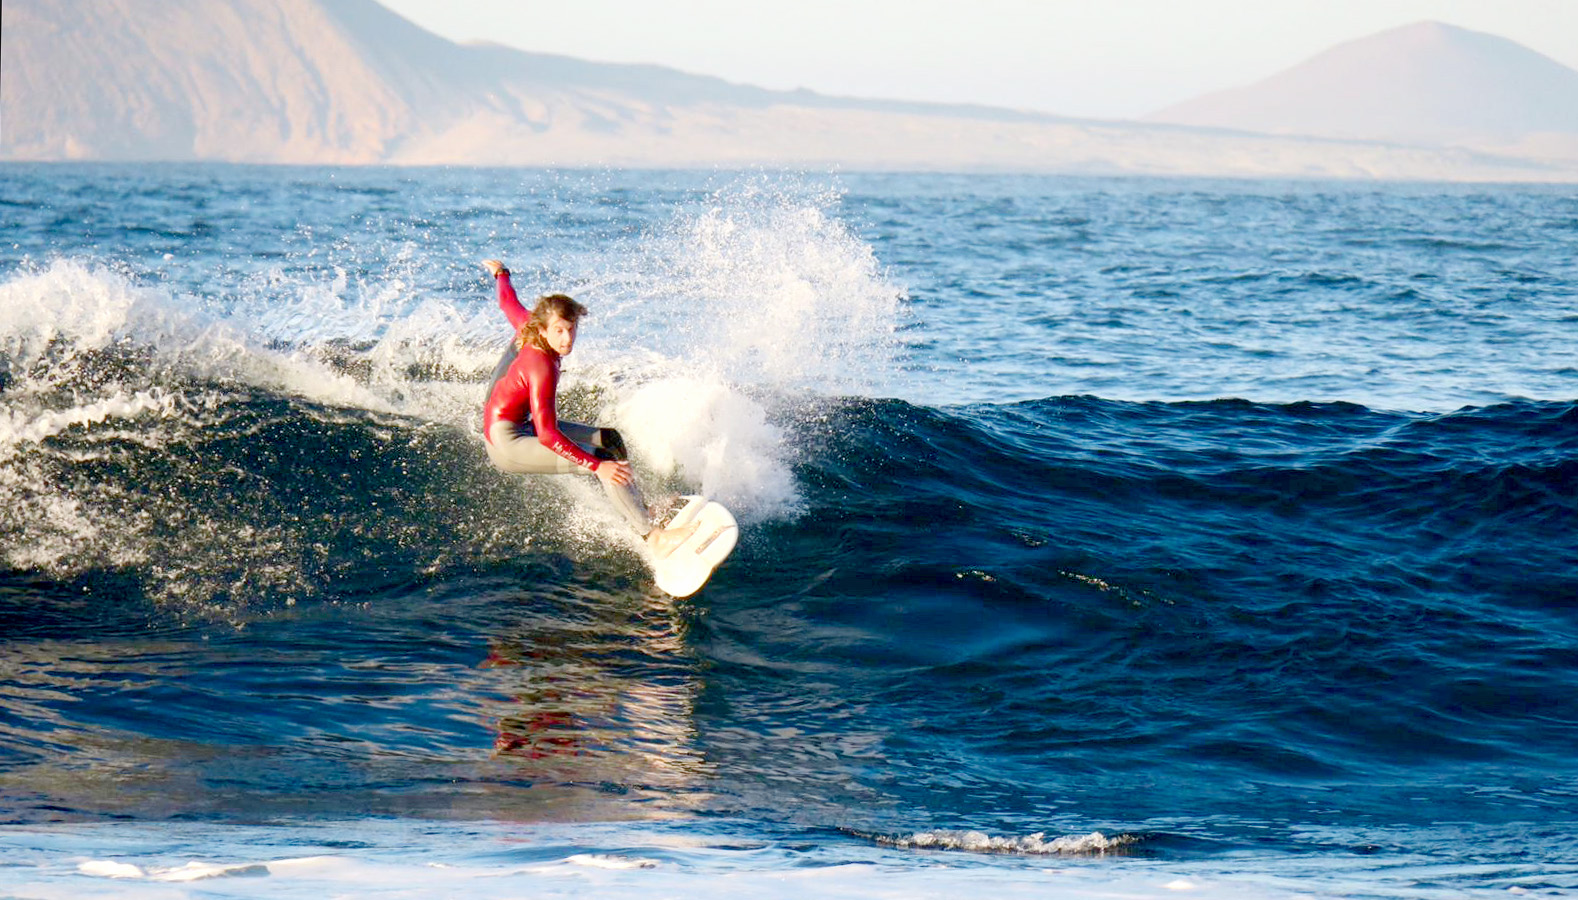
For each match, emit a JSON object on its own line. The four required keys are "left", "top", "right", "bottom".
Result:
{"left": 651, "top": 495, "right": 738, "bottom": 598}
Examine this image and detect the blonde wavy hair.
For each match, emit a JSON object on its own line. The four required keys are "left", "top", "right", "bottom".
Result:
{"left": 515, "top": 294, "right": 589, "bottom": 354}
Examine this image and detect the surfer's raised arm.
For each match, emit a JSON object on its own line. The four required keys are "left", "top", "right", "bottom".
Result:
{"left": 481, "top": 259, "right": 530, "bottom": 331}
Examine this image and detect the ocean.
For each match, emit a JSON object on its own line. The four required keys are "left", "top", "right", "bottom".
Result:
{"left": 1, "top": 164, "right": 1575, "bottom": 898}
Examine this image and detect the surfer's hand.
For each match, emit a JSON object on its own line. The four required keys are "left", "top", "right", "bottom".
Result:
{"left": 480, "top": 259, "right": 507, "bottom": 277}
{"left": 596, "top": 459, "right": 634, "bottom": 486}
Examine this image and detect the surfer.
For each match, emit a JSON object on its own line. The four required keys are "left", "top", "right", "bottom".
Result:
{"left": 478, "top": 259, "right": 692, "bottom": 556}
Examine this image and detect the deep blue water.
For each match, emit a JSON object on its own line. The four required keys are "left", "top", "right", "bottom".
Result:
{"left": 1, "top": 164, "right": 1576, "bottom": 897}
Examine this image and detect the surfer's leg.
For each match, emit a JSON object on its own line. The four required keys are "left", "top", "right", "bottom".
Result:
{"left": 589, "top": 426, "right": 680, "bottom": 521}
{"left": 491, "top": 420, "right": 653, "bottom": 535}
{"left": 567, "top": 425, "right": 696, "bottom": 554}
{"left": 557, "top": 421, "right": 650, "bottom": 532}
{"left": 485, "top": 421, "right": 579, "bottom": 475}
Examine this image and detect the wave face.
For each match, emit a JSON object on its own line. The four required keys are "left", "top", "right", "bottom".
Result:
{"left": 2, "top": 165, "right": 1576, "bottom": 895}
{"left": 760, "top": 394, "right": 1578, "bottom": 825}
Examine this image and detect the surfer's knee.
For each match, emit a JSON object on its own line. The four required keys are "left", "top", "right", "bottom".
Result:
{"left": 595, "top": 427, "right": 628, "bottom": 461}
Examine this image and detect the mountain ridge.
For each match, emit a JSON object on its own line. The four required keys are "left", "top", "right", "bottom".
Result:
{"left": 3, "top": 1, "right": 1575, "bottom": 181}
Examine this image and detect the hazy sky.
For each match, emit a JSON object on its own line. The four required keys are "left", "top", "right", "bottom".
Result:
{"left": 376, "top": 0, "right": 1578, "bottom": 119}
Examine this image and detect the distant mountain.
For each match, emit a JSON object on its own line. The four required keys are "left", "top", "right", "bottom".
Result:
{"left": 1146, "top": 21, "right": 1578, "bottom": 154}
{"left": 3, "top": 1, "right": 1576, "bottom": 181}
{"left": 0, "top": 0, "right": 1071, "bottom": 165}
{"left": 0, "top": 0, "right": 793, "bottom": 163}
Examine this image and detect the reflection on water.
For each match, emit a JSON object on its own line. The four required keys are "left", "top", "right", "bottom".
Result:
{"left": 0, "top": 579, "right": 713, "bottom": 824}
{"left": 482, "top": 591, "right": 713, "bottom": 808}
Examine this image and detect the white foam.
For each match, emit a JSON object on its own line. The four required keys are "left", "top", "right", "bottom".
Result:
{"left": 47, "top": 849, "right": 1271, "bottom": 900}
{"left": 151, "top": 861, "right": 269, "bottom": 881}
{"left": 0, "top": 261, "right": 131, "bottom": 368}
{"left": 562, "top": 853, "right": 660, "bottom": 870}
{"left": 879, "top": 830, "right": 1139, "bottom": 855}
{"left": 0, "top": 389, "right": 177, "bottom": 459}
{"left": 0, "top": 463, "right": 121, "bottom": 570}
{"left": 0, "top": 259, "right": 387, "bottom": 412}
{"left": 77, "top": 860, "right": 145, "bottom": 878}
{"left": 4, "top": 819, "right": 1337, "bottom": 900}
{"left": 76, "top": 857, "right": 270, "bottom": 886}
{"left": 609, "top": 376, "right": 799, "bottom": 523}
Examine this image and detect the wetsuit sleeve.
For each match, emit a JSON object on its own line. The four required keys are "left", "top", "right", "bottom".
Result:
{"left": 526, "top": 355, "right": 601, "bottom": 472}
{"left": 498, "top": 272, "right": 531, "bottom": 331}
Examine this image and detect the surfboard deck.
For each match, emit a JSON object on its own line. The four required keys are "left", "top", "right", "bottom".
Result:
{"left": 651, "top": 495, "right": 737, "bottom": 598}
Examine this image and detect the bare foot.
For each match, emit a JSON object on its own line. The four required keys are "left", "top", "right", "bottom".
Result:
{"left": 646, "top": 522, "right": 699, "bottom": 559}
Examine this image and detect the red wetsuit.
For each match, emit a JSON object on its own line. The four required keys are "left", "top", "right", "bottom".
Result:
{"left": 481, "top": 272, "right": 601, "bottom": 472}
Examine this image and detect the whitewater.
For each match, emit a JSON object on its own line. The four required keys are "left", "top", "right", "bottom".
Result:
{"left": 1, "top": 164, "right": 1575, "bottom": 898}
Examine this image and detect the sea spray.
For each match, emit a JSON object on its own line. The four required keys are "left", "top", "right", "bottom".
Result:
{"left": 584, "top": 175, "right": 906, "bottom": 395}
{"left": 236, "top": 252, "right": 503, "bottom": 426}
{"left": 0, "top": 259, "right": 386, "bottom": 413}
{"left": 0, "top": 260, "right": 510, "bottom": 606}
{"left": 567, "top": 175, "right": 908, "bottom": 524}
{"left": 609, "top": 376, "right": 798, "bottom": 523}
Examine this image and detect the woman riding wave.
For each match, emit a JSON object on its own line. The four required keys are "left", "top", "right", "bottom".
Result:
{"left": 478, "top": 259, "right": 692, "bottom": 556}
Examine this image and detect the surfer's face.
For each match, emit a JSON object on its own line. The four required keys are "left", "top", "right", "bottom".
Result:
{"left": 543, "top": 313, "right": 577, "bottom": 356}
